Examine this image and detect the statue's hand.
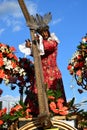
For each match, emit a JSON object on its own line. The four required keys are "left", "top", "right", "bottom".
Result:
{"left": 25, "top": 39, "right": 31, "bottom": 48}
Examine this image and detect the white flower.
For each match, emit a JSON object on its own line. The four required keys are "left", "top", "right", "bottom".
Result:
{"left": 14, "top": 66, "right": 19, "bottom": 72}
{"left": 4, "top": 60, "right": 13, "bottom": 70}
{"left": 4, "top": 78, "right": 9, "bottom": 85}
{"left": 19, "top": 68, "right": 26, "bottom": 76}
{"left": 3, "top": 57, "right": 8, "bottom": 63}
{"left": 69, "top": 51, "right": 81, "bottom": 65}
{"left": 82, "top": 38, "right": 86, "bottom": 43}
{"left": 0, "top": 46, "right": 4, "bottom": 52}
{"left": 22, "top": 71, "right": 26, "bottom": 76}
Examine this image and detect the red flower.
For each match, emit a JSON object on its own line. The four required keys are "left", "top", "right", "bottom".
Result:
{"left": 79, "top": 61, "right": 84, "bottom": 68}
{"left": 67, "top": 64, "right": 72, "bottom": 70}
{"left": 0, "top": 58, "right": 4, "bottom": 67}
{"left": 58, "top": 106, "right": 68, "bottom": 116}
{"left": 77, "top": 55, "right": 83, "bottom": 60}
{"left": 0, "top": 53, "right": 3, "bottom": 58}
{"left": 76, "top": 70, "right": 82, "bottom": 76}
{"left": 49, "top": 102, "right": 58, "bottom": 114}
{"left": 25, "top": 108, "right": 32, "bottom": 118}
{"left": 7, "top": 53, "right": 14, "bottom": 58}
{"left": 11, "top": 61, "right": 17, "bottom": 68}
{"left": 26, "top": 108, "right": 31, "bottom": 113}
{"left": 10, "top": 105, "right": 23, "bottom": 115}
{"left": 0, "top": 108, "right": 7, "bottom": 117}
{"left": 74, "top": 62, "right": 79, "bottom": 68}
{"left": 0, "top": 120, "right": 4, "bottom": 125}
{"left": 0, "top": 70, "right": 5, "bottom": 78}
{"left": 0, "top": 43, "right": 6, "bottom": 47}
{"left": 57, "top": 98, "right": 64, "bottom": 104}
{"left": 48, "top": 96, "right": 55, "bottom": 100}
{"left": 9, "top": 46, "right": 16, "bottom": 52}
{"left": 56, "top": 98, "right": 68, "bottom": 116}
{"left": 57, "top": 98, "right": 64, "bottom": 109}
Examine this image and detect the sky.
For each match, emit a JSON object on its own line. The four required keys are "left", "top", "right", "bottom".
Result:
{"left": 0, "top": 0, "right": 87, "bottom": 110}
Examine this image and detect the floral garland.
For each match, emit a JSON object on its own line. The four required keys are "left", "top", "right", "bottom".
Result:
{"left": 67, "top": 34, "right": 87, "bottom": 90}
{"left": 0, "top": 43, "right": 26, "bottom": 85}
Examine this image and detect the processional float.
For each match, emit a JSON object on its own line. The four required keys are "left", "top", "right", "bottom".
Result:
{"left": 18, "top": 0, "right": 77, "bottom": 129}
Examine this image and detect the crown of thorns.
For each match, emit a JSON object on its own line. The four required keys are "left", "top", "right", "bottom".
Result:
{"left": 27, "top": 12, "right": 52, "bottom": 32}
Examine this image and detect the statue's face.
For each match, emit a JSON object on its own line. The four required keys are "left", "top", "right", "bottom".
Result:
{"left": 41, "top": 30, "right": 49, "bottom": 40}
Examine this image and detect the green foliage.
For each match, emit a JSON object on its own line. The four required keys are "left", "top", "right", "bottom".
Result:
{"left": 47, "top": 89, "right": 62, "bottom": 99}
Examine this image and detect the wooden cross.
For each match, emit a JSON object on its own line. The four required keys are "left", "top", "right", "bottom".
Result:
{"left": 18, "top": 0, "right": 51, "bottom": 128}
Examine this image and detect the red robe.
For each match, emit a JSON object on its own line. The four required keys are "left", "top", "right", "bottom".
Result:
{"left": 31, "top": 39, "right": 66, "bottom": 95}
{"left": 41, "top": 39, "right": 62, "bottom": 90}
{"left": 25, "top": 38, "right": 66, "bottom": 109}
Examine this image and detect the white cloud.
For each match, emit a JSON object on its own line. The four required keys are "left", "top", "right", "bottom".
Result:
{"left": 13, "top": 25, "right": 21, "bottom": 32}
{"left": 52, "top": 18, "right": 62, "bottom": 25}
{"left": 0, "top": 0, "right": 37, "bottom": 32}
{"left": 26, "top": 1, "right": 37, "bottom": 15}
{"left": 0, "top": 28, "right": 5, "bottom": 35}
{"left": 0, "top": 1, "right": 22, "bottom": 19}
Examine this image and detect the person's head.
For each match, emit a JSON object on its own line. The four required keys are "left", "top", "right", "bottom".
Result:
{"left": 37, "top": 26, "right": 50, "bottom": 40}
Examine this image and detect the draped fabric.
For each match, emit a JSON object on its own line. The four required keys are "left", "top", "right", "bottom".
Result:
{"left": 41, "top": 39, "right": 62, "bottom": 90}
{"left": 30, "top": 38, "right": 66, "bottom": 102}
{"left": 22, "top": 33, "right": 66, "bottom": 104}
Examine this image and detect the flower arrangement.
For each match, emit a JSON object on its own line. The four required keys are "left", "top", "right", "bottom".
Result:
{"left": 0, "top": 101, "right": 32, "bottom": 128}
{"left": 0, "top": 93, "right": 69, "bottom": 128}
{"left": 0, "top": 43, "right": 26, "bottom": 86}
{"left": 47, "top": 89, "right": 68, "bottom": 116}
{"left": 16, "top": 57, "right": 35, "bottom": 100}
{"left": 67, "top": 34, "right": 87, "bottom": 90}
{"left": 18, "top": 57, "right": 35, "bottom": 88}
{"left": 0, "top": 94, "right": 87, "bottom": 129}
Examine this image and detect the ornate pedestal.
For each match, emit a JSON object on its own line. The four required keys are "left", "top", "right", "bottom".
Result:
{"left": 11, "top": 115, "right": 77, "bottom": 130}
{"left": 6, "top": 115, "right": 80, "bottom": 130}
